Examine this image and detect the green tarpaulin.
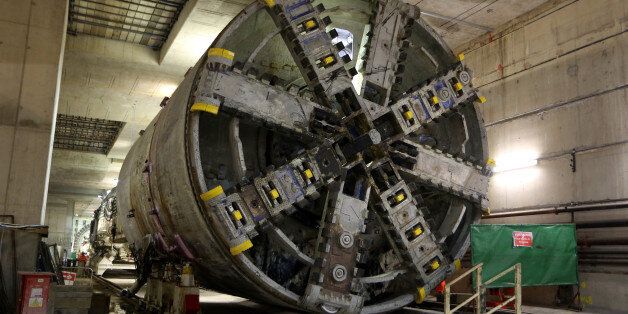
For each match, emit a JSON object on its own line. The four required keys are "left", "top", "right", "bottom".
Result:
{"left": 471, "top": 224, "right": 578, "bottom": 288}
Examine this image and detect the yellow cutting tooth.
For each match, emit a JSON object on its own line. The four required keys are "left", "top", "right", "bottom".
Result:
{"left": 200, "top": 185, "right": 224, "bottom": 201}
{"left": 403, "top": 110, "right": 414, "bottom": 120}
{"left": 230, "top": 239, "right": 253, "bottom": 255}
{"left": 304, "top": 20, "right": 317, "bottom": 30}
{"left": 232, "top": 210, "right": 243, "bottom": 221}
{"left": 413, "top": 227, "right": 423, "bottom": 237}
{"left": 431, "top": 260, "right": 440, "bottom": 270}
{"left": 303, "top": 169, "right": 313, "bottom": 180}
{"left": 322, "top": 55, "right": 335, "bottom": 66}
{"left": 454, "top": 82, "right": 463, "bottom": 91}
{"left": 269, "top": 188, "right": 280, "bottom": 200}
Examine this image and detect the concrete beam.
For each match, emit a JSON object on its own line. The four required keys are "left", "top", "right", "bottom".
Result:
{"left": 158, "top": 0, "right": 247, "bottom": 67}
{"left": 160, "top": 0, "right": 199, "bottom": 65}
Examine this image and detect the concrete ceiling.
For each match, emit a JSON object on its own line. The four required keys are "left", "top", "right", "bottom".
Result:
{"left": 49, "top": 0, "right": 549, "bottom": 217}
{"left": 50, "top": 32, "right": 186, "bottom": 216}
{"left": 405, "top": 0, "right": 549, "bottom": 48}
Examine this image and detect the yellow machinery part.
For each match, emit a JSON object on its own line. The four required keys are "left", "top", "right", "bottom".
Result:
{"left": 416, "top": 287, "right": 426, "bottom": 303}
{"left": 304, "top": 169, "right": 314, "bottom": 180}
{"left": 230, "top": 240, "right": 253, "bottom": 256}
{"left": 207, "top": 47, "right": 235, "bottom": 61}
{"left": 200, "top": 185, "right": 224, "bottom": 201}
{"left": 269, "top": 189, "right": 280, "bottom": 200}
{"left": 394, "top": 193, "right": 406, "bottom": 203}
{"left": 191, "top": 103, "right": 220, "bottom": 115}
{"left": 413, "top": 227, "right": 423, "bottom": 237}
{"left": 232, "top": 210, "right": 243, "bottom": 221}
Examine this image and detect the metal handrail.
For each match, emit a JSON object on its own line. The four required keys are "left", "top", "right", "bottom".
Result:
{"left": 444, "top": 263, "right": 522, "bottom": 314}
{"left": 445, "top": 263, "right": 483, "bottom": 314}
{"left": 448, "top": 263, "right": 482, "bottom": 286}
{"left": 485, "top": 264, "right": 521, "bottom": 314}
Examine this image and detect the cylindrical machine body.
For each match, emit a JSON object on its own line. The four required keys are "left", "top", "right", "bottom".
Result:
{"left": 116, "top": 54, "right": 297, "bottom": 306}
{"left": 116, "top": 1, "right": 490, "bottom": 312}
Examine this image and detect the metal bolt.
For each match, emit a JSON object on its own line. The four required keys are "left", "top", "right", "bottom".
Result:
{"left": 368, "top": 129, "right": 382, "bottom": 145}
{"left": 339, "top": 232, "right": 354, "bottom": 248}
{"left": 320, "top": 304, "right": 340, "bottom": 313}
{"left": 458, "top": 71, "right": 471, "bottom": 85}
{"left": 332, "top": 265, "right": 347, "bottom": 282}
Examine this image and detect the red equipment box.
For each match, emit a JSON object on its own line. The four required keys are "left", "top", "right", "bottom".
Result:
{"left": 18, "top": 272, "right": 53, "bottom": 314}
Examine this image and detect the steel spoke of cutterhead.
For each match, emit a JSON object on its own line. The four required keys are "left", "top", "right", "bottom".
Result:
{"left": 388, "top": 138, "right": 489, "bottom": 209}
{"left": 262, "top": 0, "right": 360, "bottom": 108}
{"left": 302, "top": 172, "right": 371, "bottom": 312}
{"left": 390, "top": 64, "right": 482, "bottom": 127}
{"left": 361, "top": 0, "right": 419, "bottom": 111}
{"left": 192, "top": 57, "right": 344, "bottom": 143}
{"left": 366, "top": 158, "right": 451, "bottom": 293}
{"left": 197, "top": 145, "right": 343, "bottom": 256}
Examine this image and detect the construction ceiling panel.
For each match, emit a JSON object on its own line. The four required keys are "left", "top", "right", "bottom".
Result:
{"left": 54, "top": 114, "right": 125, "bottom": 155}
{"left": 68, "top": 0, "right": 189, "bottom": 49}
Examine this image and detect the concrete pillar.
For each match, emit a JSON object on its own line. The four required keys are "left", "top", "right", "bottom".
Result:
{"left": 0, "top": 0, "right": 68, "bottom": 224}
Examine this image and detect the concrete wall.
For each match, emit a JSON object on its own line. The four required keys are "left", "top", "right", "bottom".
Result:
{"left": 460, "top": 0, "right": 627, "bottom": 311}
{"left": 0, "top": 0, "right": 67, "bottom": 224}
{"left": 463, "top": 0, "right": 626, "bottom": 211}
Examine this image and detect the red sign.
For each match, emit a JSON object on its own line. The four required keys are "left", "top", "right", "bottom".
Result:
{"left": 62, "top": 271, "right": 77, "bottom": 285}
{"left": 62, "top": 271, "right": 76, "bottom": 281}
{"left": 19, "top": 273, "right": 52, "bottom": 314}
{"left": 513, "top": 231, "right": 533, "bottom": 247}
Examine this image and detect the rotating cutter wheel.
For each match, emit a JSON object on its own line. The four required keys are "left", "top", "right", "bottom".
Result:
{"left": 115, "top": 0, "right": 491, "bottom": 313}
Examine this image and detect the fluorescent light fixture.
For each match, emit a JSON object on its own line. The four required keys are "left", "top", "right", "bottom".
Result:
{"left": 493, "top": 158, "right": 538, "bottom": 173}
{"left": 493, "top": 150, "right": 539, "bottom": 173}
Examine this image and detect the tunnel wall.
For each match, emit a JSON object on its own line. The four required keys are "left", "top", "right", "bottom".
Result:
{"left": 460, "top": 0, "right": 628, "bottom": 312}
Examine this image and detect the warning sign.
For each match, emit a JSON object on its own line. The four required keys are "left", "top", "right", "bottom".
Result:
{"left": 62, "top": 271, "right": 77, "bottom": 285}
{"left": 28, "top": 287, "right": 43, "bottom": 307}
{"left": 513, "top": 231, "right": 533, "bottom": 247}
